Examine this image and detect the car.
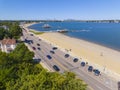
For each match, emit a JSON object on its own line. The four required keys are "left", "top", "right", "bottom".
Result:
{"left": 81, "top": 62, "right": 85, "bottom": 67}
{"left": 25, "top": 39, "right": 27, "bottom": 42}
{"left": 25, "top": 39, "right": 29, "bottom": 43}
{"left": 118, "top": 81, "right": 120, "bottom": 89}
{"left": 50, "top": 50, "right": 55, "bottom": 54}
{"left": 37, "top": 47, "right": 41, "bottom": 50}
{"left": 88, "top": 66, "right": 93, "bottom": 72}
{"left": 37, "top": 43, "right": 40, "bottom": 46}
{"left": 37, "top": 58, "right": 41, "bottom": 62}
{"left": 30, "top": 34, "right": 33, "bottom": 36}
{"left": 32, "top": 47, "right": 36, "bottom": 50}
{"left": 64, "top": 54, "right": 69, "bottom": 58}
{"left": 93, "top": 69, "right": 100, "bottom": 76}
{"left": 53, "top": 65, "right": 60, "bottom": 71}
{"left": 34, "top": 58, "right": 41, "bottom": 62}
{"left": 39, "top": 39, "right": 41, "bottom": 41}
{"left": 52, "top": 47, "right": 58, "bottom": 50}
{"left": 73, "top": 58, "right": 78, "bottom": 62}
{"left": 31, "top": 40, "right": 33, "bottom": 44}
{"left": 46, "top": 55, "right": 52, "bottom": 59}
{"left": 28, "top": 42, "right": 31, "bottom": 44}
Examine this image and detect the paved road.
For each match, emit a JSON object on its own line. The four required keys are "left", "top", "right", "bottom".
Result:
{"left": 21, "top": 28, "right": 118, "bottom": 90}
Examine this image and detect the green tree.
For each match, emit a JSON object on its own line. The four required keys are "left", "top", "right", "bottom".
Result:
{"left": 9, "top": 25, "right": 22, "bottom": 39}
{"left": 0, "top": 28, "right": 5, "bottom": 40}
{"left": 0, "top": 21, "right": 22, "bottom": 39}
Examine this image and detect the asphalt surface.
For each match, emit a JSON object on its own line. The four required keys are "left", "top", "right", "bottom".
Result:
{"left": 21, "top": 28, "right": 118, "bottom": 90}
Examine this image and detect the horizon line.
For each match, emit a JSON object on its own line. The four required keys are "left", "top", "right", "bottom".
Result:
{"left": 0, "top": 19, "right": 120, "bottom": 21}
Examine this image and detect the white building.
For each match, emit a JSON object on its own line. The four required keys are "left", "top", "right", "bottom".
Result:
{"left": 0, "top": 38, "right": 16, "bottom": 53}
{"left": 0, "top": 25, "right": 9, "bottom": 30}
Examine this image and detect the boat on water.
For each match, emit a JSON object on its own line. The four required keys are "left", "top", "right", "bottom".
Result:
{"left": 42, "top": 24, "right": 51, "bottom": 28}
{"left": 57, "top": 29, "right": 68, "bottom": 33}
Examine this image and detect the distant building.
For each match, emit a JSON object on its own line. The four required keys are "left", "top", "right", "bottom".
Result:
{"left": 0, "top": 38, "right": 16, "bottom": 53}
{"left": 0, "top": 25, "right": 9, "bottom": 30}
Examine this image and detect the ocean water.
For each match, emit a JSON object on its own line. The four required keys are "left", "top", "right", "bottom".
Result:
{"left": 28, "top": 22, "right": 120, "bottom": 51}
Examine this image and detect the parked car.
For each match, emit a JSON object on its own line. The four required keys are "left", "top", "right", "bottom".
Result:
{"left": 64, "top": 54, "right": 69, "bottom": 58}
{"left": 37, "top": 47, "right": 41, "bottom": 50}
{"left": 81, "top": 62, "right": 85, "bottom": 67}
{"left": 50, "top": 50, "right": 55, "bottom": 54}
{"left": 30, "top": 34, "right": 33, "bottom": 36}
{"left": 53, "top": 65, "right": 60, "bottom": 71}
{"left": 39, "top": 39, "right": 41, "bottom": 41}
{"left": 37, "top": 43, "right": 40, "bottom": 46}
{"left": 88, "top": 66, "right": 93, "bottom": 72}
{"left": 32, "top": 47, "right": 36, "bottom": 50}
{"left": 34, "top": 58, "right": 41, "bottom": 62}
{"left": 73, "top": 58, "right": 78, "bottom": 62}
{"left": 118, "top": 81, "right": 120, "bottom": 90}
{"left": 25, "top": 39, "right": 27, "bottom": 42}
{"left": 52, "top": 47, "right": 58, "bottom": 50}
{"left": 28, "top": 42, "right": 31, "bottom": 44}
{"left": 46, "top": 55, "right": 52, "bottom": 59}
{"left": 93, "top": 69, "right": 100, "bottom": 76}
{"left": 31, "top": 40, "right": 33, "bottom": 44}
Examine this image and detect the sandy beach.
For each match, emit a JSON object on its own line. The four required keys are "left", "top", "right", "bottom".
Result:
{"left": 38, "top": 32, "right": 120, "bottom": 78}
{"left": 23, "top": 22, "right": 37, "bottom": 27}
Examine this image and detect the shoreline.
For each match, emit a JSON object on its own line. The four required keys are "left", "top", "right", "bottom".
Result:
{"left": 23, "top": 22, "right": 37, "bottom": 28}
{"left": 65, "top": 34, "right": 120, "bottom": 52}
{"left": 24, "top": 23, "right": 120, "bottom": 80}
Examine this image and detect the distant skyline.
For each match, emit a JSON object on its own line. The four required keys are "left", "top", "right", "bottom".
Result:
{"left": 0, "top": 0, "right": 120, "bottom": 20}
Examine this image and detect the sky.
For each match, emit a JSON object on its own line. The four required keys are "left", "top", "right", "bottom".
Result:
{"left": 0, "top": 0, "right": 120, "bottom": 20}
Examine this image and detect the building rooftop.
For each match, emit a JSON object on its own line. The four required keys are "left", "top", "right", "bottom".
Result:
{"left": 1, "top": 38, "right": 16, "bottom": 45}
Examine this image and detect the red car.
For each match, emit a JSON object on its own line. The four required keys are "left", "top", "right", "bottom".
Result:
{"left": 37, "top": 43, "right": 40, "bottom": 46}
{"left": 32, "top": 47, "right": 36, "bottom": 50}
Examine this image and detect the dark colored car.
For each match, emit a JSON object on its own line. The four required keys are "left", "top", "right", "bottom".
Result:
{"left": 50, "top": 50, "right": 55, "bottom": 54}
{"left": 31, "top": 40, "right": 33, "bottom": 44}
{"left": 73, "top": 58, "right": 78, "bottom": 62}
{"left": 64, "top": 54, "right": 69, "bottom": 58}
{"left": 53, "top": 65, "right": 60, "bottom": 71}
{"left": 28, "top": 42, "right": 31, "bottom": 44}
{"left": 30, "top": 34, "right": 33, "bottom": 36}
{"left": 34, "top": 58, "right": 41, "bottom": 62}
{"left": 88, "top": 66, "right": 93, "bottom": 72}
{"left": 25, "top": 39, "right": 27, "bottom": 42}
{"left": 37, "top": 58, "right": 41, "bottom": 62}
{"left": 32, "top": 47, "right": 36, "bottom": 50}
{"left": 93, "top": 69, "right": 100, "bottom": 76}
{"left": 37, "top": 47, "right": 41, "bottom": 50}
{"left": 37, "top": 43, "right": 40, "bottom": 46}
{"left": 25, "top": 39, "right": 29, "bottom": 43}
{"left": 52, "top": 47, "right": 58, "bottom": 50}
{"left": 46, "top": 55, "right": 52, "bottom": 59}
{"left": 118, "top": 81, "right": 120, "bottom": 89}
{"left": 81, "top": 62, "right": 85, "bottom": 67}
{"left": 39, "top": 39, "right": 41, "bottom": 41}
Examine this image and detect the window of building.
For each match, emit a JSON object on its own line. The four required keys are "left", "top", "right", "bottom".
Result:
{"left": 6, "top": 44, "right": 11, "bottom": 47}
